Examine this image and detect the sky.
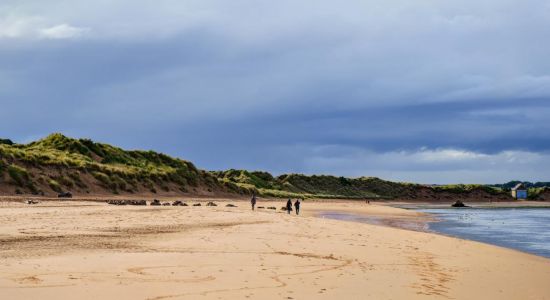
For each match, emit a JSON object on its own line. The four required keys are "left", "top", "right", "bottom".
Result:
{"left": 1, "top": 0, "right": 549, "bottom": 184}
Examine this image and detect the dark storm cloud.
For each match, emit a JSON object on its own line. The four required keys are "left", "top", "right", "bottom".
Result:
{"left": 1, "top": 0, "right": 550, "bottom": 183}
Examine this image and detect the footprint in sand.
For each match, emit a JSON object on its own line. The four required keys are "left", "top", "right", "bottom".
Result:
{"left": 15, "top": 275, "right": 43, "bottom": 284}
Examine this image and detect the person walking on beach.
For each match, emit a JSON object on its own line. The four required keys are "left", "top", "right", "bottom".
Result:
{"left": 286, "top": 199, "right": 292, "bottom": 214}
{"left": 251, "top": 192, "right": 257, "bottom": 211}
{"left": 294, "top": 199, "right": 301, "bottom": 215}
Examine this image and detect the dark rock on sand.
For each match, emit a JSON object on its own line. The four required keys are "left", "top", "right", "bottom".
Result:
{"left": 150, "top": 199, "right": 161, "bottom": 206}
{"left": 162, "top": 202, "right": 171, "bottom": 206}
{"left": 281, "top": 206, "right": 293, "bottom": 211}
{"left": 58, "top": 192, "right": 72, "bottom": 198}
{"left": 226, "top": 204, "right": 237, "bottom": 207}
{"left": 206, "top": 202, "right": 217, "bottom": 206}
{"left": 25, "top": 199, "right": 39, "bottom": 205}
{"left": 172, "top": 200, "right": 187, "bottom": 206}
{"left": 193, "top": 203, "right": 202, "bottom": 206}
{"left": 267, "top": 207, "right": 276, "bottom": 210}
{"left": 257, "top": 206, "right": 265, "bottom": 209}
{"left": 451, "top": 200, "right": 469, "bottom": 207}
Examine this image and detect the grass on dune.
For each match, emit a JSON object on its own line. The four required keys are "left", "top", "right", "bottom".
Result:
{"left": 211, "top": 169, "right": 407, "bottom": 199}
{"left": 432, "top": 184, "right": 502, "bottom": 195}
{"left": 0, "top": 133, "right": 209, "bottom": 195}
{"left": 0, "top": 133, "right": 530, "bottom": 200}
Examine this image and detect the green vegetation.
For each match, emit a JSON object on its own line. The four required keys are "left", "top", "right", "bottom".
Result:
{"left": 211, "top": 170, "right": 414, "bottom": 199}
{"left": 0, "top": 133, "right": 523, "bottom": 200}
{"left": 67, "top": 172, "right": 87, "bottom": 189}
{"left": 489, "top": 181, "right": 550, "bottom": 200}
{"left": 527, "top": 187, "right": 549, "bottom": 200}
{"left": 0, "top": 133, "right": 216, "bottom": 195}
{"left": 432, "top": 184, "right": 501, "bottom": 195}
{"left": 0, "top": 139, "right": 13, "bottom": 145}
{"left": 490, "top": 181, "right": 550, "bottom": 190}
{"left": 48, "top": 179, "right": 62, "bottom": 193}
{"left": 7, "top": 164, "right": 30, "bottom": 186}
{"left": 6, "top": 164, "right": 40, "bottom": 194}
{"left": 212, "top": 169, "right": 278, "bottom": 191}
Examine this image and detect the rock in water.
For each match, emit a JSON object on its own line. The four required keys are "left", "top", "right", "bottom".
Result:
{"left": 451, "top": 200, "right": 468, "bottom": 207}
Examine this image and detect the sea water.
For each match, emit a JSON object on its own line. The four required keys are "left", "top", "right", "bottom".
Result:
{"left": 418, "top": 208, "right": 550, "bottom": 258}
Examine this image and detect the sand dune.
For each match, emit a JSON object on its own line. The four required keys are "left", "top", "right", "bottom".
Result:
{"left": 0, "top": 200, "right": 549, "bottom": 299}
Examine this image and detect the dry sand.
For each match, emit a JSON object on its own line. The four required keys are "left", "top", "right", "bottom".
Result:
{"left": 1, "top": 199, "right": 549, "bottom": 299}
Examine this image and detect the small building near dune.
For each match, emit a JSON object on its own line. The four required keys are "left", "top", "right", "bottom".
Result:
{"left": 511, "top": 183, "right": 528, "bottom": 200}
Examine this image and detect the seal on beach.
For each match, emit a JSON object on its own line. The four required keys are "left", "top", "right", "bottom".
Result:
{"left": 107, "top": 200, "right": 146, "bottom": 206}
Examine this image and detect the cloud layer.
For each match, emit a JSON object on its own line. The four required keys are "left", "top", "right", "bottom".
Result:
{"left": 0, "top": 15, "right": 89, "bottom": 39}
{"left": 1, "top": 0, "right": 549, "bottom": 183}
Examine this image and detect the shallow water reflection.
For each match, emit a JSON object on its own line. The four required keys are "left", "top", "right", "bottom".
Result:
{"left": 418, "top": 208, "right": 550, "bottom": 258}
{"left": 318, "top": 211, "right": 428, "bottom": 232}
{"left": 320, "top": 208, "right": 550, "bottom": 258}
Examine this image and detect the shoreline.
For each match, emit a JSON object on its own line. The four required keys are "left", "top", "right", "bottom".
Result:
{"left": 1, "top": 199, "right": 550, "bottom": 299}
{"left": 312, "top": 203, "right": 550, "bottom": 260}
{"left": 2, "top": 194, "right": 549, "bottom": 205}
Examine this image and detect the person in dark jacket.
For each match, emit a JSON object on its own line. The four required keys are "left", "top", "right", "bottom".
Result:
{"left": 251, "top": 192, "right": 257, "bottom": 211}
{"left": 294, "top": 199, "right": 301, "bottom": 215}
{"left": 286, "top": 199, "right": 292, "bottom": 214}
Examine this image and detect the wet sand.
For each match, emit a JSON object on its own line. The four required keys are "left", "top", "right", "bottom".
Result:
{"left": 1, "top": 199, "right": 549, "bottom": 299}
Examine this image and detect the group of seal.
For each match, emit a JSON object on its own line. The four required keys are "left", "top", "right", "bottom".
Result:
{"left": 106, "top": 199, "right": 237, "bottom": 207}
{"left": 106, "top": 199, "right": 147, "bottom": 206}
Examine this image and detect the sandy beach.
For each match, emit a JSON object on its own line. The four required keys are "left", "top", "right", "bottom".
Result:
{"left": 1, "top": 199, "right": 550, "bottom": 299}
